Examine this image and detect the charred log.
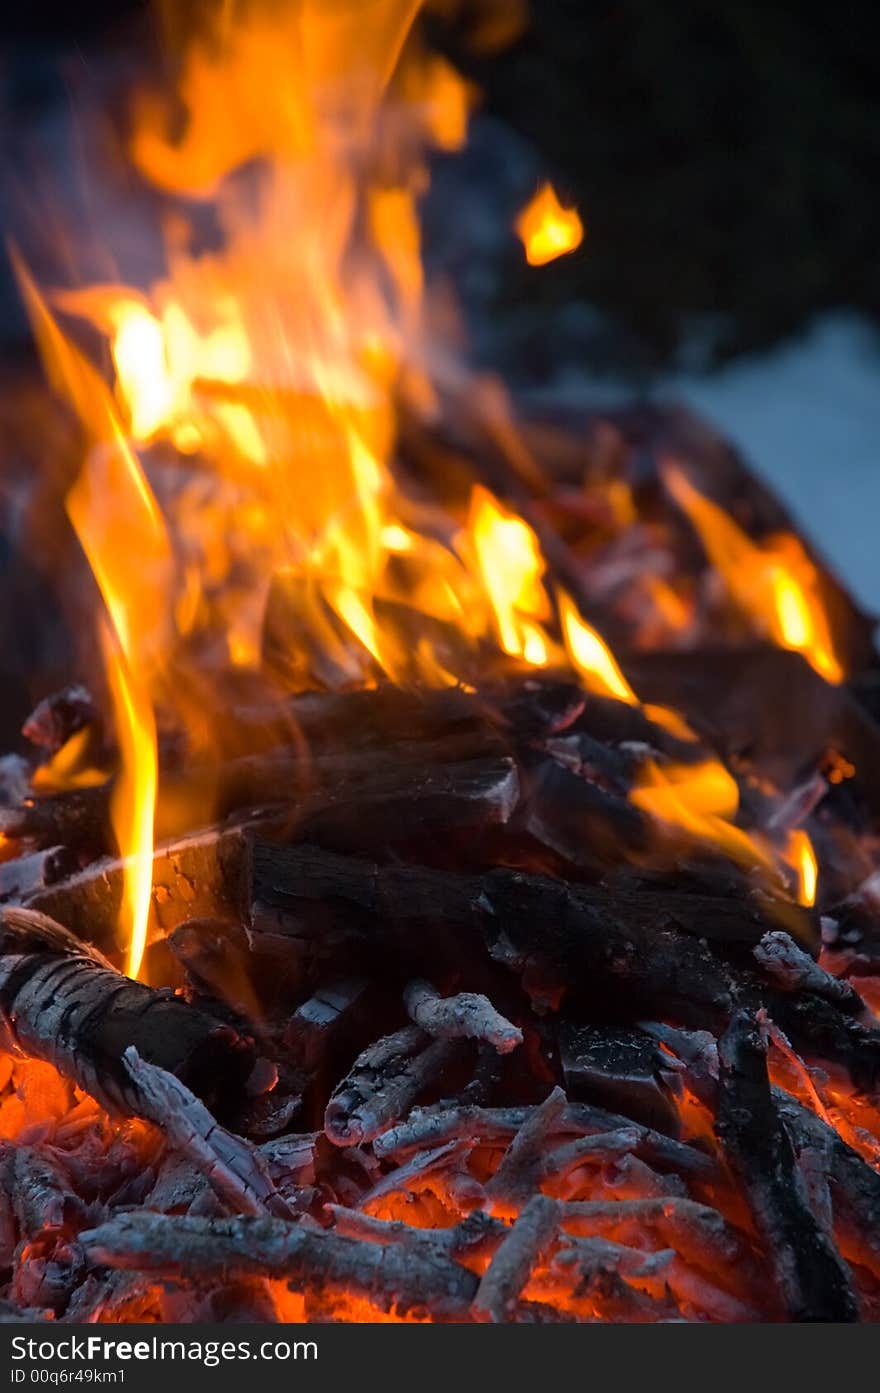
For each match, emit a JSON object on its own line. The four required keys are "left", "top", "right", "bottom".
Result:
{"left": 714, "top": 1010, "right": 858, "bottom": 1322}
{"left": 0, "top": 909, "right": 254, "bottom": 1117}
{"left": 80, "top": 1211, "right": 479, "bottom": 1320}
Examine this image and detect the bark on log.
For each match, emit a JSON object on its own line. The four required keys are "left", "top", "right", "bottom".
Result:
{"left": 0, "top": 910, "right": 254, "bottom": 1117}
{"left": 714, "top": 1009, "right": 859, "bottom": 1322}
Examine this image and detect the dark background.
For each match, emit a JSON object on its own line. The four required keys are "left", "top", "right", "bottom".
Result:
{"left": 2, "top": 0, "right": 880, "bottom": 372}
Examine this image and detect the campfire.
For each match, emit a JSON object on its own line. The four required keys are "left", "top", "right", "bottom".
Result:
{"left": 2, "top": 0, "right": 880, "bottom": 1325}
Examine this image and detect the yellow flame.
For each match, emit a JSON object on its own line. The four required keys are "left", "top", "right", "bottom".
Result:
{"left": 630, "top": 757, "right": 776, "bottom": 873}
{"left": 469, "top": 486, "right": 550, "bottom": 663}
{"left": 31, "top": 729, "right": 107, "bottom": 793}
{"left": 558, "top": 591, "right": 637, "bottom": 703}
{"left": 516, "top": 183, "right": 584, "bottom": 266}
{"left": 786, "top": 829, "right": 818, "bottom": 907}
{"left": 102, "top": 632, "right": 159, "bottom": 978}
{"left": 665, "top": 465, "right": 843, "bottom": 684}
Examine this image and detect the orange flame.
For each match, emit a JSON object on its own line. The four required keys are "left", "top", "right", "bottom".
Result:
{"left": 665, "top": 465, "right": 843, "bottom": 684}
{"left": 469, "top": 487, "right": 550, "bottom": 665}
{"left": 516, "top": 183, "right": 584, "bottom": 266}
{"left": 558, "top": 591, "right": 637, "bottom": 704}
{"left": 12, "top": 252, "right": 170, "bottom": 978}
{"left": 630, "top": 757, "right": 776, "bottom": 875}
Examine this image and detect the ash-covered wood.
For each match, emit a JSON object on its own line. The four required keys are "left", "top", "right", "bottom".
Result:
{"left": 372, "top": 1100, "right": 721, "bottom": 1180}
{"left": 121, "top": 1049, "right": 291, "bottom": 1218}
{"left": 753, "top": 932, "right": 862, "bottom": 1011}
{"left": 0, "top": 908, "right": 254, "bottom": 1117}
{"left": 324, "top": 1026, "right": 463, "bottom": 1146}
{"left": 473, "top": 1195, "right": 560, "bottom": 1322}
{"left": 714, "top": 1009, "right": 859, "bottom": 1322}
{"left": 403, "top": 980, "right": 523, "bottom": 1054}
{"left": 485, "top": 1087, "right": 568, "bottom": 1213}
{"left": 80, "top": 1211, "right": 479, "bottom": 1320}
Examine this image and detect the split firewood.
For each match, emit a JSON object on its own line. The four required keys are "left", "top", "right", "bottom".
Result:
{"left": 403, "top": 980, "right": 523, "bottom": 1054}
{"left": 473, "top": 1194, "right": 560, "bottom": 1323}
{"left": 80, "top": 1211, "right": 479, "bottom": 1320}
{"left": 121, "top": 1049, "right": 292, "bottom": 1219}
{"left": 12, "top": 735, "right": 518, "bottom": 859}
{"left": 753, "top": 931, "right": 862, "bottom": 1011}
{"left": 0, "top": 907, "right": 255, "bottom": 1117}
{"left": 324, "top": 1025, "right": 464, "bottom": 1146}
{"left": 714, "top": 1009, "right": 859, "bottom": 1322}
{"left": 558, "top": 1021, "right": 683, "bottom": 1135}
{"left": 26, "top": 825, "right": 256, "bottom": 951}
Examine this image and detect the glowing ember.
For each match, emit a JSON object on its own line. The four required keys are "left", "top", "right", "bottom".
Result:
{"left": 665, "top": 465, "right": 844, "bottom": 684}
{"left": 516, "top": 183, "right": 584, "bottom": 266}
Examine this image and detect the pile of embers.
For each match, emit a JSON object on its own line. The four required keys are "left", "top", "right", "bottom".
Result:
{"left": 3, "top": 407, "right": 880, "bottom": 1324}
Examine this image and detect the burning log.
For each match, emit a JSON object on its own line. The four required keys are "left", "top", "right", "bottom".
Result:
{"left": 473, "top": 1195, "right": 560, "bottom": 1323}
{"left": 714, "top": 1009, "right": 859, "bottom": 1322}
{"left": 0, "top": 786, "right": 111, "bottom": 855}
{"left": 485, "top": 1087, "right": 568, "bottom": 1213}
{"left": 773, "top": 1089, "right": 880, "bottom": 1278}
{"left": 249, "top": 844, "right": 880, "bottom": 1089}
{"left": 25, "top": 825, "right": 254, "bottom": 953}
{"left": 324, "top": 1025, "right": 464, "bottom": 1146}
{"left": 327, "top": 1205, "right": 507, "bottom": 1264}
{"left": 80, "top": 1211, "right": 479, "bottom": 1320}
{"left": 121, "top": 1049, "right": 292, "bottom": 1219}
{"left": 0, "top": 907, "right": 254, "bottom": 1117}
{"left": 358, "top": 1141, "right": 473, "bottom": 1208}
{"left": 403, "top": 980, "right": 523, "bottom": 1053}
{"left": 372, "top": 1101, "right": 721, "bottom": 1181}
